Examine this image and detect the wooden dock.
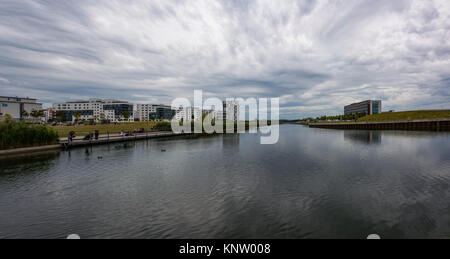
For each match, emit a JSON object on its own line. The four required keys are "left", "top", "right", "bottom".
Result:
{"left": 61, "top": 131, "right": 193, "bottom": 148}
{"left": 309, "top": 119, "right": 450, "bottom": 131}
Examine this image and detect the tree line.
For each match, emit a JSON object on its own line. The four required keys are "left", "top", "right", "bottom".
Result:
{"left": 301, "top": 112, "right": 368, "bottom": 122}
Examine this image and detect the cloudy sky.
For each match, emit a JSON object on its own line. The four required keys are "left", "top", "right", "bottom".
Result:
{"left": 0, "top": 0, "right": 449, "bottom": 118}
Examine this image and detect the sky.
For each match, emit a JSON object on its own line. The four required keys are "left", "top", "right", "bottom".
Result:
{"left": 0, "top": 0, "right": 449, "bottom": 119}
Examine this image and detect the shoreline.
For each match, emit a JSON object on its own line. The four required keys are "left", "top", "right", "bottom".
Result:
{"left": 0, "top": 131, "right": 195, "bottom": 157}
{"left": 0, "top": 145, "right": 62, "bottom": 156}
{"left": 3, "top": 120, "right": 449, "bottom": 156}
{"left": 309, "top": 119, "right": 450, "bottom": 131}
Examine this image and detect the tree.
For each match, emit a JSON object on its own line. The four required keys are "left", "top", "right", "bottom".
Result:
{"left": 56, "top": 111, "right": 67, "bottom": 122}
{"left": 31, "top": 110, "right": 44, "bottom": 121}
{"left": 74, "top": 112, "right": 82, "bottom": 122}
{"left": 5, "top": 114, "right": 13, "bottom": 123}
{"left": 21, "top": 111, "right": 29, "bottom": 119}
{"left": 122, "top": 110, "right": 130, "bottom": 121}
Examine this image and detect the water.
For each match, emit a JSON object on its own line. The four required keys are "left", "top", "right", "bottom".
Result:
{"left": 0, "top": 125, "right": 449, "bottom": 239}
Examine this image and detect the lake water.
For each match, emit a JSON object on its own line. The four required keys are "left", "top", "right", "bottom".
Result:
{"left": 0, "top": 125, "right": 449, "bottom": 239}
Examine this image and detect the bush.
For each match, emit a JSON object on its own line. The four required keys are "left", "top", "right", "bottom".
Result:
{"left": 0, "top": 122, "right": 59, "bottom": 150}
{"left": 152, "top": 122, "right": 172, "bottom": 132}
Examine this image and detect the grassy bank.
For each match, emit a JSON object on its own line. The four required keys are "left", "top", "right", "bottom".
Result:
{"left": 357, "top": 110, "right": 450, "bottom": 122}
{"left": 51, "top": 120, "right": 275, "bottom": 137}
{"left": 0, "top": 122, "right": 59, "bottom": 150}
{"left": 50, "top": 122, "right": 160, "bottom": 137}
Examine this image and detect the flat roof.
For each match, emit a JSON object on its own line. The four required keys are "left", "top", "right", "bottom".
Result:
{"left": 345, "top": 100, "right": 381, "bottom": 106}
{"left": 56, "top": 99, "right": 129, "bottom": 104}
{"left": 0, "top": 96, "right": 37, "bottom": 101}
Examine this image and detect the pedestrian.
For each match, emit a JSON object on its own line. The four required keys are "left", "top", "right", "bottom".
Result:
{"left": 94, "top": 130, "right": 99, "bottom": 140}
{"left": 68, "top": 131, "right": 75, "bottom": 143}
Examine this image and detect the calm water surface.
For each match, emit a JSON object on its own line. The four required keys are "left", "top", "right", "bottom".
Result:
{"left": 0, "top": 125, "right": 449, "bottom": 239}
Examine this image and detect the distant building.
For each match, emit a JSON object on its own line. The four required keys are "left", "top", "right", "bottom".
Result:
{"left": 155, "top": 107, "right": 176, "bottom": 121}
{"left": 344, "top": 100, "right": 382, "bottom": 116}
{"left": 135, "top": 104, "right": 176, "bottom": 121}
{"left": 174, "top": 107, "right": 202, "bottom": 122}
{"left": 44, "top": 108, "right": 56, "bottom": 122}
{"left": 53, "top": 99, "right": 134, "bottom": 122}
{"left": 219, "top": 100, "right": 240, "bottom": 121}
{"left": 0, "top": 96, "right": 43, "bottom": 120}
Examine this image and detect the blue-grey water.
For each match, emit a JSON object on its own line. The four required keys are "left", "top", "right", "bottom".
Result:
{"left": 0, "top": 125, "right": 449, "bottom": 239}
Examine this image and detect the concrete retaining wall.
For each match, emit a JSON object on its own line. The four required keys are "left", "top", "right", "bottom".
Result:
{"left": 0, "top": 145, "right": 62, "bottom": 156}
{"left": 309, "top": 119, "right": 450, "bottom": 131}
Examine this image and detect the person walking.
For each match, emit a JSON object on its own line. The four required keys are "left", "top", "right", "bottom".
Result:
{"left": 68, "top": 131, "right": 75, "bottom": 143}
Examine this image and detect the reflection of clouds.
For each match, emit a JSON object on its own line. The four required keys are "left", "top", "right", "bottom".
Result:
{"left": 279, "top": 126, "right": 450, "bottom": 238}
{"left": 0, "top": 126, "right": 449, "bottom": 238}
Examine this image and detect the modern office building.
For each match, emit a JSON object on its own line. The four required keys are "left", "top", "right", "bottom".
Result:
{"left": 135, "top": 104, "right": 176, "bottom": 121}
{"left": 136, "top": 104, "right": 159, "bottom": 121}
{"left": 155, "top": 107, "right": 176, "bottom": 121}
{"left": 174, "top": 107, "right": 202, "bottom": 122}
{"left": 344, "top": 100, "right": 382, "bottom": 116}
{"left": 0, "top": 96, "right": 43, "bottom": 120}
{"left": 44, "top": 108, "right": 56, "bottom": 122}
{"left": 53, "top": 99, "right": 134, "bottom": 122}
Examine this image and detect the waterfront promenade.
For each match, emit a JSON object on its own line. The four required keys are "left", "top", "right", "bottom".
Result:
{"left": 0, "top": 131, "right": 192, "bottom": 156}
{"left": 60, "top": 131, "right": 192, "bottom": 148}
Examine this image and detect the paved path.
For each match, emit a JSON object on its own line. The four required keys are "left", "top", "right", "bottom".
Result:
{"left": 60, "top": 131, "right": 191, "bottom": 147}
{"left": 0, "top": 131, "right": 193, "bottom": 156}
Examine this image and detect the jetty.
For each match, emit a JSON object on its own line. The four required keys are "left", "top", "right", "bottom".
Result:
{"left": 0, "top": 131, "right": 194, "bottom": 156}
{"left": 61, "top": 131, "right": 193, "bottom": 148}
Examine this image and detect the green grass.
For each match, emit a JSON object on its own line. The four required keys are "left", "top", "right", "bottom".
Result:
{"left": 357, "top": 110, "right": 450, "bottom": 122}
{"left": 50, "top": 122, "right": 160, "bottom": 137}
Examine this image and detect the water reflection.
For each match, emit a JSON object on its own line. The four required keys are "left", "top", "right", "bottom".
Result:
{"left": 0, "top": 151, "right": 60, "bottom": 177}
{"left": 223, "top": 134, "right": 240, "bottom": 150}
{"left": 0, "top": 125, "right": 449, "bottom": 239}
{"left": 344, "top": 130, "right": 382, "bottom": 144}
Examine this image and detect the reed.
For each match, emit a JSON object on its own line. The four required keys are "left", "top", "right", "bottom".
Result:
{"left": 0, "top": 122, "right": 59, "bottom": 150}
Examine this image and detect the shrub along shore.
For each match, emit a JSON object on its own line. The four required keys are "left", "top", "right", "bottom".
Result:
{"left": 0, "top": 122, "right": 59, "bottom": 150}
{"left": 1, "top": 120, "right": 274, "bottom": 151}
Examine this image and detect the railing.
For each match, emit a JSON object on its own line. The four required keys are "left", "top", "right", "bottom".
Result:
{"left": 61, "top": 130, "right": 182, "bottom": 147}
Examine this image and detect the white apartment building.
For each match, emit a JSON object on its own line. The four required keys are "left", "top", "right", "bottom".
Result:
{"left": 135, "top": 104, "right": 174, "bottom": 121}
{"left": 0, "top": 96, "right": 43, "bottom": 120}
{"left": 219, "top": 100, "right": 240, "bottom": 122}
{"left": 43, "top": 108, "right": 56, "bottom": 122}
{"left": 174, "top": 107, "right": 203, "bottom": 122}
{"left": 53, "top": 99, "right": 134, "bottom": 122}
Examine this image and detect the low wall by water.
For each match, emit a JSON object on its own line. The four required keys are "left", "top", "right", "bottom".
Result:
{"left": 0, "top": 132, "right": 194, "bottom": 157}
{"left": 0, "top": 145, "right": 62, "bottom": 156}
{"left": 309, "top": 119, "right": 450, "bottom": 131}
{"left": 62, "top": 132, "right": 194, "bottom": 148}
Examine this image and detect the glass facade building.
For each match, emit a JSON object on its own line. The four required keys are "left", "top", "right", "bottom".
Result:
{"left": 155, "top": 107, "right": 175, "bottom": 120}
{"left": 344, "top": 100, "right": 382, "bottom": 116}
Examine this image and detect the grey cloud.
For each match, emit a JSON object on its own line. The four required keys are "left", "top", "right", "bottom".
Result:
{"left": 0, "top": 0, "right": 449, "bottom": 118}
